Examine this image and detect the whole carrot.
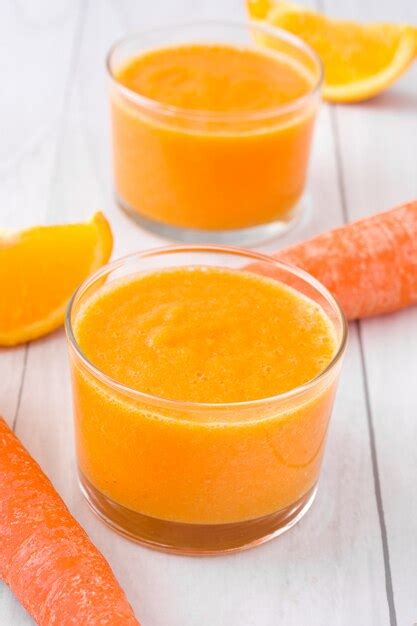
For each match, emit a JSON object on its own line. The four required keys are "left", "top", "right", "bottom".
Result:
{"left": 0, "top": 418, "right": 140, "bottom": 626}
{"left": 276, "top": 200, "right": 417, "bottom": 320}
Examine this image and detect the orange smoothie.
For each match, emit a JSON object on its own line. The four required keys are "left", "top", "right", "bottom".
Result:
{"left": 70, "top": 266, "right": 339, "bottom": 527}
{"left": 109, "top": 40, "right": 320, "bottom": 233}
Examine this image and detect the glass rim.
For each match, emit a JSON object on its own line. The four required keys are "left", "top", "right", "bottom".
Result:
{"left": 65, "top": 244, "right": 348, "bottom": 411}
{"left": 106, "top": 19, "right": 324, "bottom": 123}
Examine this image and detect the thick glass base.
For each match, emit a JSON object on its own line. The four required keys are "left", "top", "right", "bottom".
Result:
{"left": 79, "top": 472, "right": 317, "bottom": 555}
{"left": 116, "top": 194, "right": 307, "bottom": 247}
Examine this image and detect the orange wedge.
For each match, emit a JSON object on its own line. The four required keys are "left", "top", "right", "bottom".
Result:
{"left": 0, "top": 212, "right": 113, "bottom": 346}
{"left": 248, "top": 0, "right": 417, "bottom": 102}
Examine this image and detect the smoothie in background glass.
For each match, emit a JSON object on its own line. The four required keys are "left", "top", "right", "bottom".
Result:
{"left": 107, "top": 22, "right": 322, "bottom": 244}
{"left": 66, "top": 247, "right": 346, "bottom": 554}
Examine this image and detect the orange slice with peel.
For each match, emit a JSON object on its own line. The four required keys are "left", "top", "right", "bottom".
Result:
{"left": 248, "top": 0, "right": 417, "bottom": 102}
{"left": 0, "top": 212, "right": 113, "bottom": 346}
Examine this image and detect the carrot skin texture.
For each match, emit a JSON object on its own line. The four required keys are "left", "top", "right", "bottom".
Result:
{"left": 0, "top": 418, "right": 139, "bottom": 626}
{"left": 277, "top": 201, "right": 417, "bottom": 320}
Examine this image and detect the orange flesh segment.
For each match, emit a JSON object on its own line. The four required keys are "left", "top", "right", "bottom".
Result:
{"left": 269, "top": 12, "right": 410, "bottom": 84}
{"left": 0, "top": 213, "right": 112, "bottom": 346}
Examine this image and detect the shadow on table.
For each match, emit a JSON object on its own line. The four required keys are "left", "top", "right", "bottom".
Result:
{"left": 335, "top": 88, "right": 417, "bottom": 113}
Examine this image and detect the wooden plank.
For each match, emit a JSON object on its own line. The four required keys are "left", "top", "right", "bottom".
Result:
{"left": 0, "top": 346, "right": 27, "bottom": 428}
{"left": 0, "top": 1, "right": 85, "bottom": 624}
{"left": 323, "top": 0, "right": 417, "bottom": 624}
{"left": 0, "top": 0, "right": 84, "bottom": 429}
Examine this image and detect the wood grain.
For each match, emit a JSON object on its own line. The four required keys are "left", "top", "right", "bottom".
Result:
{"left": 0, "top": 2, "right": 85, "bottom": 621}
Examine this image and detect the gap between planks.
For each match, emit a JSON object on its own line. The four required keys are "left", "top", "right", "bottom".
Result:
{"left": 315, "top": 0, "right": 396, "bottom": 619}
{"left": 329, "top": 105, "right": 398, "bottom": 626}
{"left": 12, "top": 0, "right": 88, "bottom": 435}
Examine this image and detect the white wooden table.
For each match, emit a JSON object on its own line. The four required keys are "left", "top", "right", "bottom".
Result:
{"left": 1, "top": 1, "right": 417, "bottom": 624}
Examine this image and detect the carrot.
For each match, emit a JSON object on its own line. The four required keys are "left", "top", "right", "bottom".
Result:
{"left": 0, "top": 417, "right": 140, "bottom": 626}
{"left": 275, "top": 200, "right": 417, "bottom": 320}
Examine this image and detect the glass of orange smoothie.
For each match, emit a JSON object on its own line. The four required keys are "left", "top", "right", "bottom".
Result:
{"left": 107, "top": 22, "right": 323, "bottom": 244}
{"left": 66, "top": 246, "right": 346, "bottom": 554}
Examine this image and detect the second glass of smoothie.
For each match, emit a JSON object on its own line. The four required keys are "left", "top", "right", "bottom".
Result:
{"left": 66, "top": 246, "right": 346, "bottom": 554}
{"left": 107, "top": 22, "right": 323, "bottom": 244}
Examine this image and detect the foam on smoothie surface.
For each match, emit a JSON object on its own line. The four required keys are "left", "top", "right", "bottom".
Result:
{"left": 74, "top": 267, "right": 336, "bottom": 404}
{"left": 115, "top": 43, "right": 313, "bottom": 112}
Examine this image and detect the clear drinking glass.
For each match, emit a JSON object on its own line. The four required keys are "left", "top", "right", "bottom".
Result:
{"left": 66, "top": 246, "right": 346, "bottom": 555}
{"left": 107, "top": 22, "right": 323, "bottom": 245}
